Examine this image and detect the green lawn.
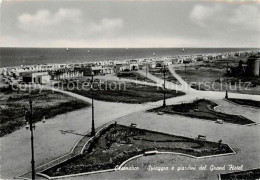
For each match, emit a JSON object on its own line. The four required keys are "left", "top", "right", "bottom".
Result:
{"left": 220, "top": 168, "right": 260, "bottom": 180}
{"left": 148, "top": 99, "right": 255, "bottom": 125}
{"left": 117, "top": 71, "right": 154, "bottom": 83}
{"left": 43, "top": 124, "right": 233, "bottom": 177}
{"left": 175, "top": 64, "right": 260, "bottom": 95}
{"left": 0, "top": 87, "right": 90, "bottom": 137}
{"left": 149, "top": 68, "right": 180, "bottom": 85}
{"left": 62, "top": 80, "right": 185, "bottom": 104}
{"left": 227, "top": 98, "right": 260, "bottom": 108}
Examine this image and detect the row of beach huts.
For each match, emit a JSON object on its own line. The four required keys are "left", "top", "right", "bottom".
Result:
{"left": 0, "top": 51, "right": 257, "bottom": 85}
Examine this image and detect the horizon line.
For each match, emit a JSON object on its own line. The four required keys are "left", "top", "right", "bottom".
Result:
{"left": 1, "top": 46, "right": 260, "bottom": 49}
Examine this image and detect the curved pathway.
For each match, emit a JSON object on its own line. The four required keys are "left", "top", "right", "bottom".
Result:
{"left": 167, "top": 65, "right": 191, "bottom": 89}
{"left": 138, "top": 67, "right": 259, "bottom": 101}
{"left": 3, "top": 71, "right": 259, "bottom": 180}
{"left": 11, "top": 78, "right": 184, "bottom": 180}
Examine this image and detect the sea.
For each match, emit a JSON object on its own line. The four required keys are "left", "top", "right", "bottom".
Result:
{"left": 1, "top": 47, "right": 259, "bottom": 68}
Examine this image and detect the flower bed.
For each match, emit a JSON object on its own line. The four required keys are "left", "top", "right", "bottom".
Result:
{"left": 42, "top": 124, "right": 234, "bottom": 177}
{"left": 148, "top": 99, "right": 255, "bottom": 125}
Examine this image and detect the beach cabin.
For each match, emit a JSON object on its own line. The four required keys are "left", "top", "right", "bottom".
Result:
{"left": 22, "top": 72, "right": 50, "bottom": 84}
{"left": 155, "top": 60, "right": 165, "bottom": 67}
{"left": 115, "top": 63, "right": 139, "bottom": 73}
{"left": 141, "top": 62, "right": 156, "bottom": 69}
{"left": 196, "top": 55, "right": 204, "bottom": 61}
{"left": 54, "top": 70, "right": 83, "bottom": 79}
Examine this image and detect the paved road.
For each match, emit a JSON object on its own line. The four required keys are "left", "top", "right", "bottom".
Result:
{"left": 167, "top": 65, "right": 191, "bottom": 89}
{"left": 137, "top": 68, "right": 259, "bottom": 101}
{"left": 1, "top": 84, "right": 152, "bottom": 179}
{"left": 1, "top": 72, "right": 259, "bottom": 179}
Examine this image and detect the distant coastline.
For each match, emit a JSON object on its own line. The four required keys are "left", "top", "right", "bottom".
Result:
{"left": 1, "top": 47, "right": 259, "bottom": 68}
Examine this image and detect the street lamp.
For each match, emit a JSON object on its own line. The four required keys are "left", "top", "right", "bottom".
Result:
{"left": 225, "top": 90, "right": 228, "bottom": 99}
{"left": 146, "top": 65, "right": 148, "bottom": 78}
{"left": 24, "top": 98, "right": 45, "bottom": 180}
{"left": 163, "top": 65, "right": 166, "bottom": 107}
{"left": 90, "top": 71, "right": 95, "bottom": 136}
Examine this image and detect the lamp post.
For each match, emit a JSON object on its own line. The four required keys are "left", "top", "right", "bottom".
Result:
{"left": 24, "top": 98, "right": 45, "bottom": 180}
{"left": 146, "top": 65, "right": 148, "bottom": 78}
{"left": 225, "top": 90, "right": 228, "bottom": 99}
{"left": 184, "top": 62, "right": 187, "bottom": 74}
{"left": 163, "top": 65, "right": 166, "bottom": 107}
{"left": 91, "top": 72, "right": 95, "bottom": 136}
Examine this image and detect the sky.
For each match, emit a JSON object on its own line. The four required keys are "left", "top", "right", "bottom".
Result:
{"left": 0, "top": 0, "right": 260, "bottom": 48}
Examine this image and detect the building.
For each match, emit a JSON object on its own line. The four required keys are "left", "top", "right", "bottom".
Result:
{"left": 75, "top": 65, "right": 114, "bottom": 76}
{"left": 170, "top": 58, "right": 178, "bottom": 64}
{"left": 195, "top": 55, "right": 204, "bottom": 61}
{"left": 115, "top": 63, "right": 139, "bottom": 73}
{"left": 50, "top": 70, "right": 83, "bottom": 80}
{"left": 183, "top": 58, "right": 196, "bottom": 64}
{"left": 228, "top": 55, "right": 260, "bottom": 77}
{"left": 247, "top": 55, "right": 260, "bottom": 77}
{"left": 100, "top": 67, "right": 114, "bottom": 74}
{"left": 22, "top": 72, "right": 51, "bottom": 84}
{"left": 155, "top": 60, "right": 165, "bottom": 67}
{"left": 141, "top": 62, "right": 156, "bottom": 69}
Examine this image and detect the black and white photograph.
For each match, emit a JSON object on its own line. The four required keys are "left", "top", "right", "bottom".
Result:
{"left": 0, "top": 0, "right": 259, "bottom": 179}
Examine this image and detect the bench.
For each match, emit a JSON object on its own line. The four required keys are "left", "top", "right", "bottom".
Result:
{"left": 144, "top": 150, "right": 158, "bottom": 156}
{"left": 130, "top": 123, "right": 137, "bottom": 127}
{"left": 196, "top": 135, "right": 206, "bottom": 141}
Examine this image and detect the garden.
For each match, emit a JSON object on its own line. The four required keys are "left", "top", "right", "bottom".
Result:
{"left": 148, "top": 99, "right": 255, "bottom": 125}
{"left": 0, "top": 87, "right": 90, "bottom": 136}
{"left": 42, "top": 124, "right": 234, "bottom": 177}
{"left": 220, "top": 168, "right": 260, "bottom": 180}
{"left": 227, "top": 98, "right": 260, "bottom": 108}
{"left": 61, "top": 80, "right": 185, "bottom": 104}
